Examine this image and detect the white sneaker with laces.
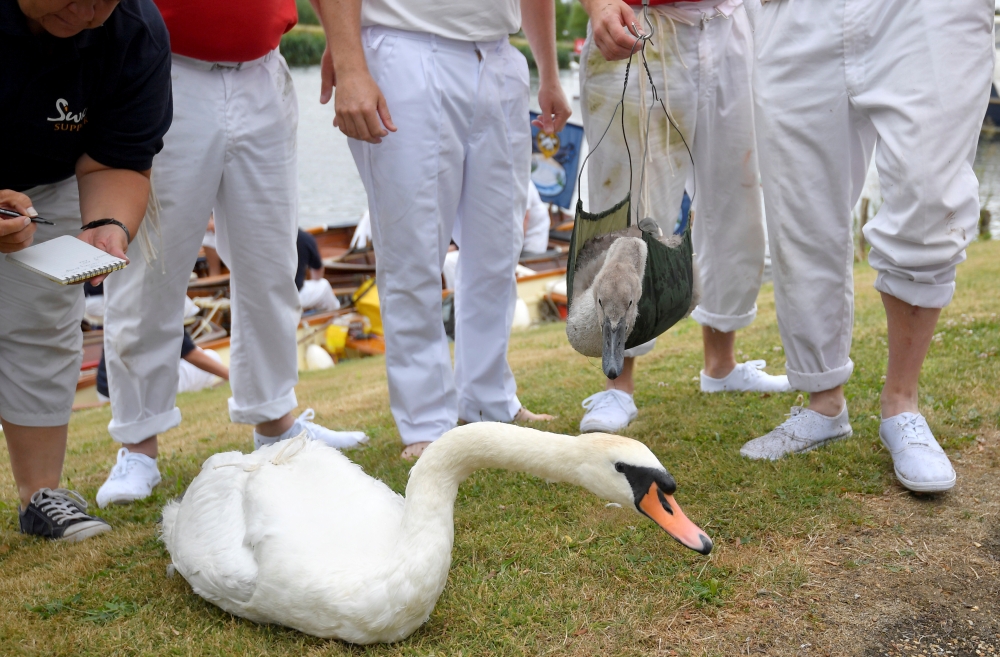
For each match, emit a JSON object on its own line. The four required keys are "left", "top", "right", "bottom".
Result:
{"left": 701, "top": 360, "right": 791, "bottom": 393}
{"left": 254, "top": 408, "right": 369, "bottom": 450}
{"left": 579, "top": 390, "right": 638, "bottom": 433}
{"left": 740, "top": 405, "right": 852, "bottom": 460}
{"left": 880, "top": 412, "right": 955, "bottom": 493}
{"left": 96, "top": 448, "right": 161, "bottom": 509}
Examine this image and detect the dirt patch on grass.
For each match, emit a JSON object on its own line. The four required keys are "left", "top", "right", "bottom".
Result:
{"left": 652, "top": 431, "right": 1000, "bottom": 657}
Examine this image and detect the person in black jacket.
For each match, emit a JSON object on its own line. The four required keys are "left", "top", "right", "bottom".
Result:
{"left": 0, "top": 0, "right": 172, "bottom": 542}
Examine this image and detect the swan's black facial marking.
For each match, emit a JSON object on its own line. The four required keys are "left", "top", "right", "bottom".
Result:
{"left": 614, "top": 462, "right": 677, "bottom": 507}
{"left": 617, "top": 462, "right": 713, "bottom": 555}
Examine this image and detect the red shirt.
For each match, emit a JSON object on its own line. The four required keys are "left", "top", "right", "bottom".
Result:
{"left": 154, "top": 0, "right": 297, "bottom": 62}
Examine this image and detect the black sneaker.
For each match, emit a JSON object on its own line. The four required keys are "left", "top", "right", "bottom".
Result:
{"left": 18, "top": 488, "right": 111, "bottom": 542}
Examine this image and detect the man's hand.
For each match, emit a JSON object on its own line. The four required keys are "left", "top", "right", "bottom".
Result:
{"left": 333, "top": 70, "right": 397, "bottom": 144}
{"left": 534, "top": 82, "right": 573, "bottom": 134}
{"left": 0, "top": 189, "right": 38, "bottom": 254}
{"left": 77, "top": 224, "right": 129, "bottom": 285}
{"left": 587, "top": 0, "right": 642, "bottom": 61}
{"left": 319, "top": 46, "right": 337, "bottom": 104}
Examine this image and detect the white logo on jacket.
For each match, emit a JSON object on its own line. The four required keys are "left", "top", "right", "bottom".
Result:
{"left": 47, "top": 98, "right": 88, "bottom": 131}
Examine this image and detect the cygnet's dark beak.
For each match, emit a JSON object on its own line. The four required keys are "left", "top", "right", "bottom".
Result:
{"left": 602, "top": 316, "right": 627, "bottom": 379}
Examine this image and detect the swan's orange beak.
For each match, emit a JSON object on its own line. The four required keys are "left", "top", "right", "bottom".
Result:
{"left": 638, "top": 482, "right": 713, "bottom": 555}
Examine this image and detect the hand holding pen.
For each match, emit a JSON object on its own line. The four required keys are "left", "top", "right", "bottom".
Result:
{"left": 0, "top": 189, "right": 51, "bottom": 254}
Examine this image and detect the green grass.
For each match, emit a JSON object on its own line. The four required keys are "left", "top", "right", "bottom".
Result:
{"left": 0, "top": 241, "right": 998, "bottom": 655}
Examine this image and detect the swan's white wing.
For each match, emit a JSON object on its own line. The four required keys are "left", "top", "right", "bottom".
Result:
{"left": 162, "top": 451, "right": 260, "bottom": 618}
{"left": 240, "top": 439, "right": 406, "bottom": 637}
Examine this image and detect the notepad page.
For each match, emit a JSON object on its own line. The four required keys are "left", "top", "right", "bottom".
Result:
{"left": 5, "top": 235, "right": 126, "bottom": 284}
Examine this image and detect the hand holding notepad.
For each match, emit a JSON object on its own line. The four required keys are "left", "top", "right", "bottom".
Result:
{"left": 5, "top": 235, "right": 127, "bottom": 284}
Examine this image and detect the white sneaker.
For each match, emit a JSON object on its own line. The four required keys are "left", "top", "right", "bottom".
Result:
{"left": 579, "top": 390, "right": 638, "bottom": 433}
{"left": 254, "top": 408, "right": 369, "bottom": 450}
{"left": 701, "top": 360, "right": 791, "bottom": 393}
{"left": 880, "top": 413, "right": 956, "bottom": 493}
{"left": 740, "top": 405, "right": 852, "bottom": 460}
{"left": 96, "top": 448, "right": 161, "bottom": 509}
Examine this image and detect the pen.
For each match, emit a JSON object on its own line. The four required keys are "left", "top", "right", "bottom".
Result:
{"left": 0, "top": 207, "right": 55, "bottom": 225}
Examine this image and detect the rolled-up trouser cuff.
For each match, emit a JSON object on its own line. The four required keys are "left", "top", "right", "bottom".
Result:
{"left": 458, "top": 394, "right": 521, "bottom": 425}
{"left": 787, "top": 358, "right": 854, "bottom": 394}
{"left": 108, "top": 407, "right": 183, "bottom": 444}
{"left": 623, "top": 338, "right": 657, "bottom": 359}
{"left": 873, "top": 271, "right": 955, "bottom": 309}
{"left": 691, "top": 303, "right": 757, "bottom": 333}
{"left": 228, "top": 388, "right": 297, "bottom": 426}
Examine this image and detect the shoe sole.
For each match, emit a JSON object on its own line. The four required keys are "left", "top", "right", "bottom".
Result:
{"left": 60, "top": 521, "right": 112, "bottom": 543}
{"left": 97, "top": 477, "right": 161, "bottom": 509}
{"left": 741, "top": 429, "right": 853, "bottom": 461}
{"left": 580, "top": 419, "right": 635, "bottom": 434}
{"left": 701, "top": 385, "right": 793, "bottom": 394}
{"left": 894, "top": 468, "right": 956, "bottom": 493}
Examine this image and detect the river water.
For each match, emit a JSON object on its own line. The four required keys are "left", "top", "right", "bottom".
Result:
{"left": 292, "top": 65, "right": 1000, "bottom": 237}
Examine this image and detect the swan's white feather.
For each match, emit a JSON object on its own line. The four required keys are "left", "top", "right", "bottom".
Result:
{"left": 161, "top": 450, "right": 259, "bottom": 617}
{"left": 164, "top": 438, "right": 410, "bottom": 640}
{"left": 164, "top": 425, "right": 677, "bottom": 644}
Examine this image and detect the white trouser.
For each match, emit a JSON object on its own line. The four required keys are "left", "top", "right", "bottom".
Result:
{"left": 104, "top": 50, "right": 302, "bottom": 443}
{"left": 299, "top": 278, "right": 341, "bottom": 313}
{"left": 746, "top": 0, "right": 994, "bottom": 392}
{"left": 580, "top": 1, "right": 766, "bottom": 363}
{"left": 349, "top": 26, "right": 530, "bottom": 444}
{"left": 0, "top": 177, "right": 83, "bottom": 426}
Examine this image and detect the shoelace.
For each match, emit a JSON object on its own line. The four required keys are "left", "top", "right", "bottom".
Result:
{"left": 895, "top": 415, "right": 930, "bottom": 448}
{"left": 582, "top": 391, "right": 626, "bottom": 412}
{"left": 737, "top": 360, "right": 768, "bottom": 382}
{"left": 775, "top": 406, "right": 809, "bottom": 432}
{"left": 107, "top": 448, "right": 140, "bottom": 481}
{"left": 297, "top": 408, "right": 316, "bottom": 425}
{"left": 32, "top": 488, "right": 91, "bottom": 524}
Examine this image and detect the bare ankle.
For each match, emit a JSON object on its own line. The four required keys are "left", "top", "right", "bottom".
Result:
{"left": 703, "top": 361, "right": 736, "bottom": 380}
{"left": 256, "top": 414, "right": 294, "bottom": 438}
{"left": 605, "top": 357, "right": 636, "bottom": 395}
{"left": 126, "top": 435, "right": 158, "bottom": 459}
{"left": 880, "top": 391, "right": 919, "bottom": 419}
{"left": 807, "top": 387, "right": 846, "bottom": 418}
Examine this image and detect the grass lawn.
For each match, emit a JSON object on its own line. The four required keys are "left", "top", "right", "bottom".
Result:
{"left": 1, "top": 241, "right": 998, "bottom": 656}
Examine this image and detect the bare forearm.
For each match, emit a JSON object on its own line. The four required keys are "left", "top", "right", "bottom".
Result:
{"left": 520, "top": 0, "right": 560, "bottom": 86}
{"left": 311, "top": 0, "right": 368, "bottom": 76}
{"left": 75, "top": 154, "right": 149, "bottom": 238}
{"left": 183, "top": 348, "right": 230, "bottom": 380}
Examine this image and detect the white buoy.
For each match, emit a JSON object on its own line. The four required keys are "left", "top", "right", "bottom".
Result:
{"left": 511, "top": 298, "right": 531, "bottom": 330}
{"left": 305, "top": 344, "right": 335, "bottom": 370}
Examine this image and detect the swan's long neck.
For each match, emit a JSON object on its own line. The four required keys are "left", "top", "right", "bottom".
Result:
{"left": 388, "top": 425, "right": 595, "bottom": 624}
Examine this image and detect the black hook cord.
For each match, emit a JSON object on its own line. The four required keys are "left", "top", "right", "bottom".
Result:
{"left": 575, "top": 21, "right": 697, "bottom": 223}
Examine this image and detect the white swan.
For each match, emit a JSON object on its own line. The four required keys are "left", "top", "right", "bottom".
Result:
{"left": 162, "top": 423, "right": 712, "bottom": 644}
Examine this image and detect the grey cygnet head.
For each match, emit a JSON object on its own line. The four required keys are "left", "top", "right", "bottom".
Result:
{"left": 592, "top": 236, "right": 647, "bottom": 379}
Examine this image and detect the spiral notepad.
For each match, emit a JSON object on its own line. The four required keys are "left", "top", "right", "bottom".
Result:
{"left": 5, "top": 235, "right": 127, "bottom": 284}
